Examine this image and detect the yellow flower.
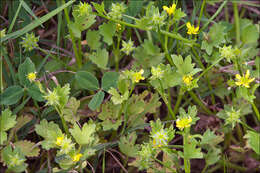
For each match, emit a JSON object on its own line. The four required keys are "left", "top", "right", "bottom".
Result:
{"left": 151, "top": 66, "right": 164, "bottom": 80}
{"left": 186, "top": 22, "right": 199, "bottom": 35}
{"left": 235, "top": 70, "right": 255, "bottom": 88}
{"left": 152, "top": 129, "right": 168, "bottom": 148}
{"left": 56, "top": 135, "right": 64, "bottom": 146}
{"left": 183, "top": 75, "right": 193, "bottom": 85}
{"left": 27, "top": 72, "right": 37, "bottom": 82}
{"left": 132, "top": 69, "right": 145, "bottom": 83}
{"left": 163, "top": 4, "right": 176, "bottom": 16}
{"left": 72, "top": 153, "right": 83, "bottom": 162}
{"left": 176, "top": 116, "right": 192, "bottom": 130}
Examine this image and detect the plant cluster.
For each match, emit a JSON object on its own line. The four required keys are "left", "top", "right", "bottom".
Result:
{"left": 0, "top": 0, "right": 259, "bottom": 172}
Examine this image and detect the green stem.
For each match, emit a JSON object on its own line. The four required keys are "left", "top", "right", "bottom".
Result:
{"left": 189, "top": 91, "right": 214, "bottom": 115}
{"left": 198, "top": 0, "right": 206, "bottom": 28}
{"left": 172, "top": 90, "right": 183, "bottom": 118}
{"left": 197, "top": 57, "right": 224, "bottom": 80}
{"left": 251, "top": 101, "right": 260, "bottom": 121}
{"left": 153, "top": 157, "right": 177, "bottom": 173}
{"left": 159, "top": 80, "right": 175, "bottom": 120}
{"left": 233, "top": 2, "right": 240, "bottom": 45}
{"left": 201, "top": 0, "right": 227, "bottom": 31}
{"left": 183, "top": 129, "right": 190, "bottom": 173}
{"left": 55, "top": 106, "right": 70, "bottom": 136}
{"left": 61, "top": 0, "right": 81, "bottom": 68}
{"left": 96, "top": 13, "right": 197, "bottom": 46}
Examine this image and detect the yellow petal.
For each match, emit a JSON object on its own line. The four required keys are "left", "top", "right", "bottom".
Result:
{"left": 245, "top": 70, "right": 250, "bottom": 78}
{"left": 248, "top": 78, "right": 255, "bottom": 83}
{"left": 186, "top": 22, "right": 191, "bottom": 28}
{"left": 235, "top": 74, "right": 241, "bottom": 80}
{"left": 235, "top": 81, "right": 242, "bottom": 86}
{"left": 163, "top": 6, "right": 168, "bottom": 11}
{"left": 194, "top": 26, "right": 199, "bottom": 32}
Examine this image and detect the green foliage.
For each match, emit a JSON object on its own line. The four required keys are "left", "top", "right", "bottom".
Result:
{"left": 0, "top": 109, "right": 17, "bottom": 145}
{"left": 119, "top": 132, "right": 139, "bottom": 157}
{"left": 86, "top": 30, "right": 101, "bottom": 50}
{"left": 14, "top": 140, "right": 40, "bottom": 157}
{"left": 75, "top": 71, "right": 99, "bottom": 91}
{"left": 63, "top": 97, "right": 80, "bottom": 124}
{"left": 244, "top": 130, "right": 260, "bottom": 155}
{"left": 1, "top": 146, "right": 28, "bottom": 173}
{"left": 133, "top": 39, "right": 165, "bottom": 69}
{"left": 98, "top": 101, "right": 122, "bottom": 131}
{"left": 89, "top": 48, "right": 108, "bottom": 69}
{"left": 69, "top": 122, "right": 98, "bottom": 146}
{"left": 35, "top": 119, "right": 63, "bottom": 149}
{"left": 0, "top": 86, "right": 24, "bottom": 105}
{"left": 99, "top": 21, "right": 116, "bottom": 45}
{"left": 88, "top": 90, "right": 105, "bottom": 111}
{"left": 101, "top": 71, "right": 119, "bottom": 92}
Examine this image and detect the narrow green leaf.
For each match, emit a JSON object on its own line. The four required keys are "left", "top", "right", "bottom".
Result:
{"left": 18, "top": 57, "right": 36, "bottom": 88}
{"left": 0, "top": 0, "right": 75, "bottom": 43}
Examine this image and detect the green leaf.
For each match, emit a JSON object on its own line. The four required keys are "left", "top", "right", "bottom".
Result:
{"left": 35, "top": 119, "right": 63, "bottom": 149}
{"left": 119, "top": 132, "right": 139, "bottom": 157}
{"left": 240, "top": 19, "right": 259, "bottom": 44}
{"left": 0, "top": 109, "right": 17, "bottom": 132}
{"left": 201, "top": 129, "right": 223, "bottom": 147}
{"left": 14, "top": 140, "right": 40, "bottom": 157}
{"left": 75, "top": 71, "right": 99, "bottom": 91}
{"left": 174, "top": 8, "right": 186, "bottom": 20}
{"left": 133, "top": 39, "right": 165, "bottom": 69}
{"left": 183, "top": 138, "right": 203, "bottom": 159}
{"left": 201, "top": 40, "right": 213, "bottom": 55}
{"left": 18, "top": 57, "right": 36, "bottom": 87}
{"left": 108, "top": 87, "right": 129, "bottom": 105}
{"left": 0, "top": 85, "right": 24, "bottom": 105}
{"left": 205, "top": 148, "right": 221, "bottom": 165}
{"left": 55, "top": 84, "right": 70, "bottom": 108}
{"left": 27, "top": 83, "right": 44, "bottom": 101}
{"left": 63, "top": 97, "right": 80, "bottom": 124}
{"left": 208, "top": 22, "right": 226, "bottom": 46}
{"left": 1, "top": 145, "right": 28, "bottom": 173}
{"left": 244, "top": 130, "right": 260, "bottom": 154}
{"left": 69, "top": 122, "right": 98, "bottom": 146}
{"left": 92, "top": 2, "right": 105, "bottom": 15}
{"left": 1, "top": 0, "right": 75, "bottom": 43}
{"left": 89, "top": 48, "right": 108, "bottom": 69}
{"left": 101, "top": 71, "right": 119, "bottom": 92}
{"left": 99, "top": 21, "right": 116, "bottom": 45}
{"left": 88, "top": 91, "right": 105, "bottom": 111}
{"left": 86, "top": 30, "right": 101, "bottom": 50}
{"left": 98, "top": 101, "right": 122, "bottom": 131}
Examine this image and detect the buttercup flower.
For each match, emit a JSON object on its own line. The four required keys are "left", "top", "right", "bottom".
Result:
{"left": 72, "top": 153, "right": 83, "bottom": 162}
{"left": 151, "top": 66, "right": 164, "bottom": 80}
{"left": 132, "top": 69, "right": 145, "bottom": 83}
{"left": 186, "top": 22, "right": 199, "bottom": 35}
{"left": 163, "top": 4, "right": 176, "bottom": 16}
{"left": 219, "top": 45, "right": 235, "bottom": 61}
{"left": 75, "top": 2, "right": 90, "bottom": 16}
{"left": 56, "top": 135, "right": 64, "bottom": 146}
{"left": 21, "top": 33, "right": 39, "bottom": 52}
{"left": 9, "top": 154, "right": 25, "bottom": 167}
{"left": 235, "top": 70, "right": 255, "bottom": 88}
{"left": 176, "top": 116, "right": 192, "bottom": 130}
{"left": 44, "top": 89, "right": 60, "bottom": 106}
{"left": 121, "top": 39, "right": 135, "bottom": 55}
{"left": 152, "top": 129, "right": 168, "bottom": 147}
{"left": 0, "top": 28, "right": 6, "bottom": 38}
{"left": 183, "top": 75, "right": 193, "bottom": 86}
{"left": 27, "top": 72, "right": 36, "bottom": 82}
{"left": 59, "top": 136, "right": 74, "bottom": 154}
